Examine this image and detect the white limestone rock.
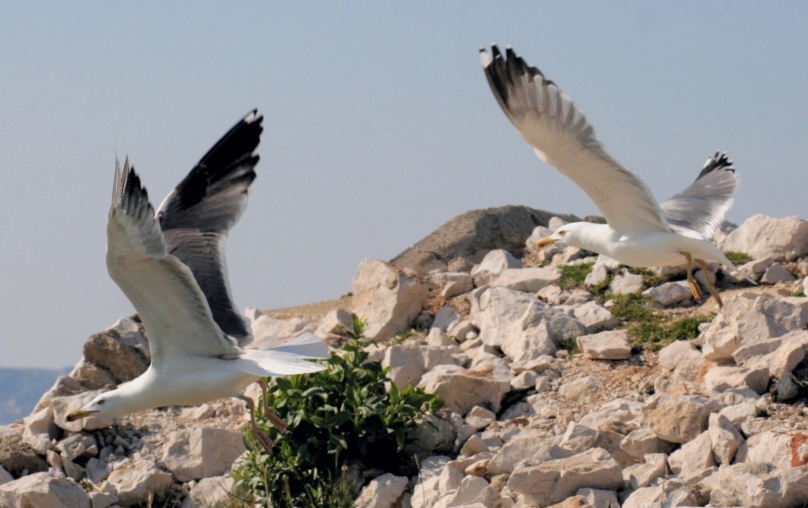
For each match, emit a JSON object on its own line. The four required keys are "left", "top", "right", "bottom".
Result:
{"left": 383, "top": 344, "right": 456, "bottom": 388}
{"left": 559, "top": 375, "right": 602, "bottom": 403}
{"left": 418, "top": 364, "right": 511, "bottom": 415}
{"left": 350, "top": 258, "right": 428, "bottom": 340}
{"left": 509, "top": 370, "right": 537, "bottom": 391}
{"left": 657, "top": 339, "right": 705, "bottom": 385}
{"left": 492, "top": 266, "right": 561, "bottom": 293}
{"left": 433, "top": 307, "right": 461, "bottom": 331}
{"left": 181, "top": 476, "right": 235, "bottom": 508}
{"left": 761, "top": 263, "right": 797, "bottom": 284}
{"left": 0, "top": 471, "right": 90, "bottom": 508}
{"left": 487, "top": 430, "right": 569, "bottom": 475}
{"left": 702, "top": 364, "right": 770, "bottom": 395}
{"left": 619, "top": 428, "right": 675, "bottom": 462}
{"left": 56, "top": 433, "right": 98, "bottom": 462}
{"left": 471, "top": 250, "right": 522, "bottom": 287}
{"left": 576, "top": 488, "right": 621, "bottom": 508}
{"left": 643, "top": 394, "right": 710, "bottom": 444}
{"left": 428, "top": 272, "right": 474, "bottom": 299}
{"left": 465, "top": 406, "right": 496, "bottom": 431}
{"left": 709, "top": 413, "right": 744, "bottom": 465}
{"left": 667, "top": 430, "right": 715, "bottom": 479}
{"left": 0, "top": 465, "right": 12, "bottom": 486}
{"left": 609, "top": 270, "right": 644, "bottom": 295}
{"left": 732, "top": 330, "right": 808, "bottom": 380}
{"left": 248, "top": 314, "right": 317, "bottom": 349}
{"left": 579, "top": 398, "right": 644, "bottom": 430}
{"left": 577, "top": 330, "right": 631, "bottom": 360}
{"left": 100, "top": 459, "right": 172, "bottom": 505}
{"left": 354, "top": 473, "right": 408, "bottom": 508}
{"left": 22, "top": 406, "right": 56, "bottom": 455}
{"left": 622, "top": 453, "right": 668, "bottom": 490}
{"left": 722, "top": 214, "right": 808, "bottom": 261}
{"left": 745, "top": 430, "right": 808, "bottom": 470}
{"left": 507, "top": 447, "right": 623, "bottom": 506}
{"left": 572, "top": 302, "right": 619, "bottom": 333}
{"left": 559, "top": 422, "right": 599, "bottom": 453}
{"left": 642, "top": 280, "right": 692, "bottom": 306}
{"left": 161, "top": 427, "right": 246, "bottom": 482}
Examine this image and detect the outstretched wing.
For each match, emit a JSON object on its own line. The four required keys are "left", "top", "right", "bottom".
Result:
{"left": 156, "top": 110, "right": 263, "bottom": 347}
{"left": 661, "top": 151, "right": 739, "bottom": 238}
{"left": 107, "top": 160, "right": 240, "bottom": 363}
{"left": 481, "top": 45, "right": 670, "bottom": 235}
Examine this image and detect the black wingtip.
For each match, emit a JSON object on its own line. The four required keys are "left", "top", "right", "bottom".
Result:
{"left": 696, "top": 151, "right": 735, "bottom": 181}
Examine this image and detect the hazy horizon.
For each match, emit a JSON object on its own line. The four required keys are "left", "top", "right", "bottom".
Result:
{"left": 3, "top": 3, "right": 807, "bottom": 368}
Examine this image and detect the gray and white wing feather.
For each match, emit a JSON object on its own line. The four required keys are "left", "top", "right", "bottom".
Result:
{"left": 107, "top": 159, "right": 240, "bottom": 363}
{"left": 481, "top": 45, "right": 670, "bottom": 235}
{"left": 661, "top": 151, "right": 738, "bottom": 239}
{"left": 156, "top": 111, "right": 263, "bottom": 347}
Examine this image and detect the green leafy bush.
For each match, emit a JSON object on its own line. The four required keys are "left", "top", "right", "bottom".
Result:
{"left": 724, "top": 251, "right": 753, "bottom": 266}
{"left": 232, "top": 317, "right": 443, "bottom": 507}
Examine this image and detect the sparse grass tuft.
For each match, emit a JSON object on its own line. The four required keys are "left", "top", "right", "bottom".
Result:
{"left": 794, "top": 287, "right": 806, "bottom": 298}
{"left": 607, "top": 293, "right": 657, "bottom": 323}
{"left": 628, "top": 314, "right": 715, "bottom": 351}
{"left": 724, "top": 251, "right": 753, "bottom": 266}
{"left": 558, "top": 262, "right": 594, "bottom": 291}
{"left": 556, "top": 335, "right": 580, "bottom": 356}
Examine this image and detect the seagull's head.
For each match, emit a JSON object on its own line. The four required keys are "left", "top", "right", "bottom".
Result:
{"left": 66, "top": 390, "right": 126, "bottom": 422}
{"left": 537, "top": 223, "right": 589, "bottom": 250}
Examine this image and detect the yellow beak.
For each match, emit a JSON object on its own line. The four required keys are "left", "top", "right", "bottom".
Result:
{"left": 65, "top": 409, "right": 98, "bottom": 422}
{"left": 537, "top": 236, "right": 557, "bottom": 248}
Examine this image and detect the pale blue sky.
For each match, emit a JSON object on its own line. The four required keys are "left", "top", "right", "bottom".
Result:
{"left": 2, "top": 3, "right": 807, "bottom": 368}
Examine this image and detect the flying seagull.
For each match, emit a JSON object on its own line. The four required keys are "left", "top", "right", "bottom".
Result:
{"left": 480, "top": 45, "right": 750, "bottom": 307}
{"left": 66, "top": 111, "right": 328, "bottom": 452}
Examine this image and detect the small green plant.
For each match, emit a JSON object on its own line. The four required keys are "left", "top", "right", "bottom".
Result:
{"left": 232, "top": 316, "right": 443, "bottom": 508}
{"left": 556, "top": 334, "right": 580, "bottom": 355}
{"left": 628, "top": 314, "right": 715, "bottom": 351}
{"left": 724, "top": 251, "right": 753, "bottom": 266}
{"left": 607, "top": 293, "right": 658, "bottom": 323}
{"left": 794, "top": 287, "right": 806, "bottom": 297}
{"left": 558, "top": 262, "right": 594, "bottom": 290}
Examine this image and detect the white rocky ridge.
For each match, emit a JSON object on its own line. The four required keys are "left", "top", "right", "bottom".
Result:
{"left": 4, "top": 211, "right": 808, "bottom": 507}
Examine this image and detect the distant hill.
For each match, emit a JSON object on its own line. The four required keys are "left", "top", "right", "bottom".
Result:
{"left": 0, "top": 367, "right": 71, "bottom": 424}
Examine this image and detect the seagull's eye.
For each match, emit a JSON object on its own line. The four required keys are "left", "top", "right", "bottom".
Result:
{"left": 558, "top": 230, "right": 566, "bottom": 236}
{"left": 97, "top": 400, "right": 105, "bottom": 406}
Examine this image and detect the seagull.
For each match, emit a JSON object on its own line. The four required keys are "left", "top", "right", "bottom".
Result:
{"left": 480, "top": 45, "right": 750, "bottom": 307}
{"left": 66, "top": 111, "right": 328, "bottom": 452}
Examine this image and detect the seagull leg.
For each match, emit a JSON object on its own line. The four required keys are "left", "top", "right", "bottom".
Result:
{"left": 683, "top": 253, "right": 702, "bottom": 302}
{"left": 257, "top": 379, "right": 288, "bottom": 432}
{"left": 238, "top": 395, "right": 275, "bottom": 454}
{"left": 697, "top": 259, "right": 723, "bottom": 308}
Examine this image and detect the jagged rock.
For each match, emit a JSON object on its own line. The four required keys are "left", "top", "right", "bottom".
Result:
{"left": 732, "top": 330, "right": 808, "bottom": 379}
{"left": 51, "top": 390, "right": 116, "bottom": 432}
{"left": 493, "top": 266, "right": 562, "bottom": 293}
{"left": 161, "top": 427, "right": 246, "bottom": 482}
{"left": 744, "top": 430, "right": 808, "bottom": 469}
{"left": 761, "top": 263, "right": 797, "bottom": 283}
{"left": 471, "top": 250, "right": 522, "bottom": 287}
{"left": 100, "top": 458, "right": 172, "bottom": 506}
{"left": 609, "top": 270, "right": 644, "bottom": 295}
{"left": 442, "top": 475, "right": 489, "bottom": 506}
{"left": 709, "top": 413, "right": 744, "bottom": 465}
{"left": 642, "top": 280, "right": 692, "bottom": 306}
{"left": 428, "top": 272, "right": 475, "bottom": 299}
{"left": 559, "top": 422, "right": 598, "bottom": 453}
{"left": 579, "top": 399, "right": 643, "bottom": 430}
{"left": 391, "top": 206, "right": 578, "bottom": 274}
{"left": 507, "top": 447, "right": 622, "bottom": 506}
{"left": 0, "top": 471, "right": 90, "bottom": 508}
{"left": 584, "top": 255, "right": 619, "bottom": 287}
{"left": 249, "top": 313, "right": 316, "bottom": 349}
{"left": 86, "top": 457, "right": 110, "bottom": 484}
{"left": 89, "top": 491, "right": 118, "bottom": 508}
{"left": 487, "top": 430, "right": 569, "bottom": 475}
{"left": 0, "top": 431, "right": 48, "bottom": 478}
{"left": 722, "top": 214, "right": 808, "bottom": 261}
{"left": 570, "top": 302, "right": 619, "bottom": 333}
{"left": 668, "top": 431, "right": 715, "bottom": 479}
{"left": 56, "top": 433, "right": 98, "bottom": 461}
{"left": 576, "top": 488, "right": 620, "bottom": 508}
{"left": 740, "top": 257, "right": 776, "bottom": 281}
{"left": 702, "top": 365, "right": 769, "bottom": 395}
{"left": 576, "top": 330, "right": 630, "bottom": 360}
{"left": 657, "top": 339, "right": 705, "bottom": 385}
{"left": 354, "top": 473, "right": 408, "bottom": 508}
{"left": 706, "top": 462, "right": 782, "bottom": 507}
{"left": 700, "top": 292, "right": 808, "bottom": 362}
{"left": 180, "top": 476, "right": 235, "bottom": 508}
{"left": 447, "top": 320, "right": 477, "bottom": 342}
{"left": 315, "top": 308, "right": 353, "bottom": 341}
{"left": 383, "top": 343, "right": 456, "bottom": 388}
{"left": 619, "top": 428, "right": 675, "bottom": 462}
{"left": 22, "top": 406, "right": 56, "bottom": 455}
{"left": 559, "top": 375, "right": 602, "bottom": 403}
{"left": 509, "top": 370, "right": 537, "bottom": 391}
{"left": 418, "top": 364, "right": 510, "bottom": 415}
{"left": 622, "top": 453, "right": 667, "bottom": 489}
{"left": 411, "top": 476, "right": 441, "bottom": 508}
{"left": 33, "top": 375, "right": 86, "bottom": 414}
{"left": 644, "top": 394, "right": 710, "bottom": 444}
{"left": 466, "top": 406, "right": 496, "bottom": 430}
{"left": 350, "top": 259, "right": 428, "bottom": 340}
{"left": 427, "top": 328, "right": 456, "bottom": 347}
{"left": 433, "top": 307, "right": 461, "bottom": 331}
{"left": 70, "top": 358, "right": 117, "bottom": 391}
{"left": 82, "top": 317, "right": 150, "bottom": 384}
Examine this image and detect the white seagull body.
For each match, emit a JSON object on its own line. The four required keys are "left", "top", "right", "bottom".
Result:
{"left": 480, "top": 45, "right": 748, "bottom": 305}
{"left": 67, "top": 111, "right": 327, "bottom": 448}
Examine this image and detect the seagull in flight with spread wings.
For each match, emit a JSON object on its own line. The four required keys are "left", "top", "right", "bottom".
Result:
{"left": 481, "top": 45, "right": 751, "bottom": 307}
{"left": 66, "top": 111, "right": 328, "bottom": 452}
